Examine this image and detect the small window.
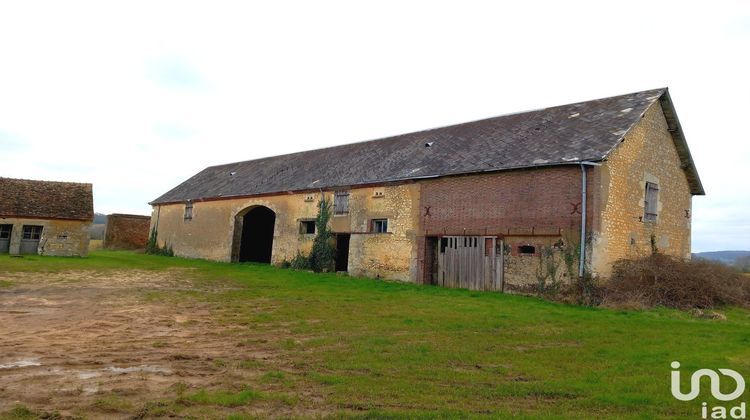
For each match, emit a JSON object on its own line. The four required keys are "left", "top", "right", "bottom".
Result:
{"left": 644, "top": 182, "right": 659, "bottom": 221}
{"left": 0, "top": 225, "right": 11, "bottom": 239}
{"left": 373, "top": 188, "right": 385, "bottom": 198}
{"left": 300, "top": 220, "right": 316, "bottom": 234}
{"left": 518, "top": 245, "right": 536, "bottom": 255}
{"left": 372, "top": 219, "right": 388, "bottom": 233}
{"left": 22, "top": 225, "right": 43, "bottom": 240}
{"left": 184, "top": 202, "right": 194, "bottom": 221}
{"left": 334, "top": 191, "right": 349, "bottom": 215}
{"left": 304, "top": 194, "right": 315, "bottom": 202}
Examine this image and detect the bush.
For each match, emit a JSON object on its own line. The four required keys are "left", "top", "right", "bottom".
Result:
{"left": 603, "top": 253, "right": 749, "bottom": 309}
{"left": 145, "top": 228, "right": 174, "bottom": 257}
{"left": 308, "top": 196, "right": 335, "bottom": 273}
{"left": 290, "top": 251, "right": 311, "bottom": 270}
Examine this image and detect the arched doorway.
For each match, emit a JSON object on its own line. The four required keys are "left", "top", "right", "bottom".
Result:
{"left": 234, "top": 206, "right": 276, "bottom": 263}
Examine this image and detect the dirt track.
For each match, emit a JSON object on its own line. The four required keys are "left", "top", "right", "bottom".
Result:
{"left": 0, "top": 269, "right": 310, "bottom": 418}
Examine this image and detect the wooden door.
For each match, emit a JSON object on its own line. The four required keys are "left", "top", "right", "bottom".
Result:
{"left": 436, "top": 236, "right": 504, "bottom": 291}
{"left": 20, "top": 225, "right": 43, "bottom": 255}
{"left": 0, "top": 225, "right": 11, "bottom": 253}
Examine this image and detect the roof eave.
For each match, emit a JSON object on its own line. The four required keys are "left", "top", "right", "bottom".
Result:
{"left": 148, "top": 160, "right": 605, "bottom": 206}
{"left": 658, "top": 89, "right": 705, "bottom": 196}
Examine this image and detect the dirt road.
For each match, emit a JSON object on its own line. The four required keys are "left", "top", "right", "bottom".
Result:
{"left": 0, "top": 269, "right": 313, "bottom": 418}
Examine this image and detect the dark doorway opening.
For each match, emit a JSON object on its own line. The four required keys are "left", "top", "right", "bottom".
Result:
{"left": 424, "top": 237, "right": 438, "bottom": 285}
{"left": 238, "top": 206, "right": 276, "bottom": 263}
{"left": 335, "top": 234, "right": 350, "bottom": 272}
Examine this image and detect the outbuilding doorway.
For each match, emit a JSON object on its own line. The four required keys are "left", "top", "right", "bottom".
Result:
{"left": 0, "top": 224, "right": 12, "bottom": 254}
{"left": 335, "top": 234, "right": 350, "bottom": 272}
{"left": 20, "top": 225, "right": 43, "bottom": 255}
{"left": 236, "top": 206, "right": 276, "bottom": 263}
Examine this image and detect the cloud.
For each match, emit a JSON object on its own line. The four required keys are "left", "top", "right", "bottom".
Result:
{"left": 0, "top": 1, "right": 747, "bottom": 250}
{"left": 145, "top": 56, "right": 206, "bottom": 90}
{"left": 153, "top": 122, "right": 195, "bottom": 141}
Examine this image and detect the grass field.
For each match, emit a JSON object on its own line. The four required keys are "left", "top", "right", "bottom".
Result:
{"left": 1, "top": 251, "right": 748, "bottom": 418}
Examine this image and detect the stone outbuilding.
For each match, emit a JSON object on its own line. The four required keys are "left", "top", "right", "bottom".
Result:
{"left": 150, "top": 88, "right": 703, "bottom": 290}
{"left": 0, "top": 177, "right": 94, "bottom": 256}
{"left": 103, "top": 213, "right": 151, "bottom": 250}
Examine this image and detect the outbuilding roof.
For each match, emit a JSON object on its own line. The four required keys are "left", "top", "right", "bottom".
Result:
{"left": 151, "top": 88, "right": 703, "bottom": 204}
{"left": 0, "top": 177, "right": 94, "bottom": 221}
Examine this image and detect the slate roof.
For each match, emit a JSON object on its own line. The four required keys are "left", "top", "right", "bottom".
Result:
{"left": 0, "top": 178, "right": 94, "bottom": 221}
{"left": 152, "top": 88, "right": 703, "bottom": 204}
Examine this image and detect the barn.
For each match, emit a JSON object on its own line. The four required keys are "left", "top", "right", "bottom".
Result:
{"left": 150, "top": 88, "right": 703, "bottom": 289}
{"left": 0, "top": 178, "right": 94, "bottom": 256}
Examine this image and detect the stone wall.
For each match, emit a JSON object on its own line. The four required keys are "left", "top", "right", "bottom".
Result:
{"left": 104, "top": 214, "right": 151, "bottom": 250}
{"left": 0, "top": 217, "right": 90, "bottom": 256}
{"left": 150, "top": 183, "right": 421, "bottom": 282}
{"left": 590, "top": 101, "right": 693, "bottom": 276}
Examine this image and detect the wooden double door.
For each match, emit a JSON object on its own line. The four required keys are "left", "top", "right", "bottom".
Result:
{"left": 436, "top": 236, "right": 504, "bottom": 291}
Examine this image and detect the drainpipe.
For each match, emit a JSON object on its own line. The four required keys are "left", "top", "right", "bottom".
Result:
{"left": 155, "top": 205, "right": 161, "bottom": 232}
{"left": 579, "top": 164, "right": 587, "bottom": 278}
{"left": 578, "top": 161, "right": 601, "bottom": 278}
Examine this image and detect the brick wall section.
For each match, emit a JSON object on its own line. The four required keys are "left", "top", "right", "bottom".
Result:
{"left": 420, "top": 167, "right": 593, "bottom": 236}
{"left": 104, "top": 214, "right": 151, "bottom": 250}
{"left": 590, "top": 101, "right": 693, "bottom": 276}
{"left": 417, "top": 167, "right": 596, "bottom": 285}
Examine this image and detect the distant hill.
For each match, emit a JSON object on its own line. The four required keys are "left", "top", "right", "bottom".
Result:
{"left": 93, "top": 212, "right": 108, "bottom": 224}
{"left": 88, "top": 212, "right": 107, "bottom": 240}
{"left": 693, "top": 251, "right": 750, "bottom": 265}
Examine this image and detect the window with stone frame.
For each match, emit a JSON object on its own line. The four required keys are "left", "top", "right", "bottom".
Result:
{"left": 184, "top": 201, "right": 194, "bottom": 221}
{"left": 371, "top": 219, "right": 388, "bottom": 233}
{"left": 300, "top": 220, "right": 316, "bottom": 234}
{"left": 644, "top": 182, "right": 659, "bottom": 222}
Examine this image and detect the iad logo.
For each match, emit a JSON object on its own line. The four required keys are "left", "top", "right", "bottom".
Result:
{"left": 671, "top": 361, "right": 746, "bottom": 419}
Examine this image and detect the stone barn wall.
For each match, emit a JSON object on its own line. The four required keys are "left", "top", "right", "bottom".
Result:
{"left": 0, "top": 217, "right": 90, "bottom": 256}
{"left": 104, "top": 214, "right": 151, "bottom": 250}
{"left": 590, "top": 101, "right": 693, "bottom": 276}
{"left": 150, "top": 183, "right": 421, "bottom": 282}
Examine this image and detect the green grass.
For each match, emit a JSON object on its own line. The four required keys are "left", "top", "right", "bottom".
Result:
{"left": 1, "top": 250, "right": 749, "bottom": 418}
{"left": 182, "top": 388, "right": 261, "bottom": 407}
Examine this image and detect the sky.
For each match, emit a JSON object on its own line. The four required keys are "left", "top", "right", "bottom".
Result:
{"left": 0, "top": 1, "right": 748, "bottom": 252}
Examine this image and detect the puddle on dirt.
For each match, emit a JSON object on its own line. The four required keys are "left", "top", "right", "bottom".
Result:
{"left": 105, "top": 365, "right": 172, "bottom": 375}
{"left": 77, "top": 371, "right": 102, "bottom": 379}
{"left": 0, "top": 359, "right": 42, "bottom": 369}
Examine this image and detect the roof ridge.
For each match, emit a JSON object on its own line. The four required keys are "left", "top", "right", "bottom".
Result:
{"left": 0, "top": 176, "right": 93, "bottom": 187}
{"left": 204, "top": 87, "right": 667, "bottom": 171}
{"left": 152, "top": 88, "right": 678, "bottom": 204}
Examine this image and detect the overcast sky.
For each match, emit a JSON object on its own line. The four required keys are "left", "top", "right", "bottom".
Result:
{"left": 1, "top": 1, "right": 748, "bottom": 252}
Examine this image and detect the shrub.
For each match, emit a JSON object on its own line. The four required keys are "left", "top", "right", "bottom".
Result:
{"left": 308, "top": 196, "right": 335, "bottom": 273}
{"left": 290, "top": 251, "right": 310, "bottom": 270}
{"left": 145, "top": 228, "right": 174, "bottom": 257}
{"left": 603, "top": 253, "right": 749, "bottom": 309}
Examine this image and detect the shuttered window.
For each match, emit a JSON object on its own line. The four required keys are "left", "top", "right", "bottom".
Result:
{"left": 184, "top": 202, "right": 194, "bottom": 221}
{"left": 644, "top": 182, "right": 659, "bottom": 221}
{"left": 334, "top": 191, "right": 349, "bottom": 215}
